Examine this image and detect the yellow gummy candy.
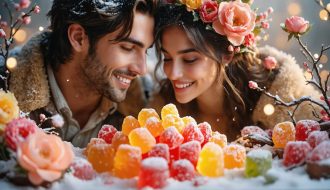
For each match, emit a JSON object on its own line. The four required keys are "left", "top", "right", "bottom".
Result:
{"left": 122, "top": 115, "right": 140, "bottom": 136}
{"left": 161, "top": 103, "right": 179, "bottom": 120}
{"left": 197, "top": 142, "right": 224, "bottom": 177}
{"left": 128, "top": 128, "right": 156, "bottom": 154}
{"left": 138, "top": 108, "right": 160, "bottom": 127}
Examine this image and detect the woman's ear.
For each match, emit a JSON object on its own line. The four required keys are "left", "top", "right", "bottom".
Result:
{"left": 67, "top": 24, "right": 88, "bottom": 53}
{"left": 222, "top": 53, "right": 234, "bottom": 65}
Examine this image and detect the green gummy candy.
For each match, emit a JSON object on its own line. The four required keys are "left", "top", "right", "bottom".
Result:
{"left": 245, "top": 149, "right": 272, "bottom": 178}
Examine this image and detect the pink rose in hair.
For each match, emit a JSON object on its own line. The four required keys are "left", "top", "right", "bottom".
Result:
{"left": 199, "top": 0, "right": 218, "bottom": 23}
{"left": 285, "top": 16, "right": 309, "bottom": 34}
{"left": 263, "top": 56, "right": 277, "bottom": 70}
{"left": 213, "top": 0, "right": 256, "bottom": 46}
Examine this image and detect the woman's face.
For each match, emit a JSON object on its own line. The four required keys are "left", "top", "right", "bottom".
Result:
{"left": 161, "top": 26, "right": 218, "bottom": 104}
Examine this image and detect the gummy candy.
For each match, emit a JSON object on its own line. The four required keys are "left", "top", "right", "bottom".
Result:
{"left": 113, "top": 144, "right": 142, "bottom": 178}
{"left": 159, "top": 126, "right": 184, "bottom": 148}
{"left": 161, "top": 103, "right": 179, "bottom": 120}
{"left": 87, "top": 142, "right": 115, "bottom": 173}
{"left": 148, "top": 143, "right": 170, "bottom": 163}
{"left": 283, "top": 141, "right": 311, "bottom": 168}
{"left": 138, "top": 108, "right": 160, "bottom": 127}
{"left": 307, "top": 131, "right": 329, "bottom": 148}
{"left": 111, "top": 131, "right": 129, "bottom": 151}
{"left": 241, "top": 126, "right": 268, "bottom": 137}
{"left": 295, "top": 120, "right": 320, "bottom": 141}
{"left": 179, "top": 140, "right": 201, "bottom": 167}
{"left": 171, "top": 159, "right": 195, "bottom": 181}
{"left": 196, "top": 142, "right": 224, "bottom": 177}
{"left": 128, "top": 128, "right": 156, "bottom": 154}
{"left": 97, "top": 124, "right": 118, "bottom": 144}
{"left": 138, "top": 157, "right": 169, "bottom": 189}
{"left": 170, "top": 146, "right": 181, "bottom": 163}
{"left": 162, "top": 114, "right": 185, "bottom": 133}
{"left": 145, "top": 116, "right": 164, "bottom": 137}
{"left": 223, "top": 144, "right": 246, "bottom": 169}
{"left": 197, "top": 122, "right": 212, "bottom": 146}
{"left": 122, "top": 115, "right": 140, "bottom": 136}
{"left": 307, "top": 141, "right": 330, "bottom": 162}
{"left": 182, "top": 116, "right": 197, "bottom": 127}
{"left": 245, "top": 149, "right": 272, "bottom": 178}
{"left": 272, "top": 121, "right": 295, "bottom": 148}
{"left": 71, "top": 158, "right": 96, "bottom": 180}
{"left": 209, "top": 131, "right": 227, "bottom": 148}
{"left": 182, "top": 123, "right": 204, "bottom": 144}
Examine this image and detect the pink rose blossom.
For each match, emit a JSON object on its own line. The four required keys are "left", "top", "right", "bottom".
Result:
{"left": 19, "top": 0, "right": 31, "bottom": 9}
{"left": 248, "top": 81, "right": 258, "bottom": 89}
{"left": 261, "top": 21, "right": 270, "bottom": 29}
{"left": 0, "top": 29, "right": 6, "bottom": 38}
{"left": 22, "top": 16, "right": 31, "bottom": 25}
{"left": 33, "top": 5, "right": 41, "bottom": 14}
{"left": 285, "top": 16, "right": 309, "bottom": 34}
{"left": 213, "top": 0, "right": 256, "bottom": 46}
{"left": 16, "top": 131, "right": 74, "bottom": 185}
{"left": 199, "top": 0, "right": 218, "bottom": 23}
{"left": 263, "top": 56, "right": 277, "bottom": 70}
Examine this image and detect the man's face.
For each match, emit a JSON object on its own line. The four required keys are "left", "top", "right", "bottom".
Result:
{"left": 82, "top": 12, "right": 154, "bottom": 102}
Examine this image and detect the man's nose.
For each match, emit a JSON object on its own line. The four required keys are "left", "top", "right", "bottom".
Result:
{"left": 130, "top": 53, "right": 147, "bottom": 76}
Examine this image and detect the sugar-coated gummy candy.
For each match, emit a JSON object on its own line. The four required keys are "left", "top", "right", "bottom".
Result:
{"left": 138, "top": 157, "right": 169, "bottom": 189}
{"left": 159, "top": 126, "right": 184, "bottom": 148}
{"left": 196, "top": 142, "right": 224, "bottom": 177}
{"left": 162, "top": 114, "right": 185, "bottom": 133}
{"left": 223, "top": 144, "right": 246, "bottom": 169}
{"left": 71, "top": 158, "right": 96, "bottom": 180}
{"left": 182, "top": 116, "right": 197, "bottom": 127}
{"left": 179, "top": 140, "right": 201, "bottom": 167}
{"left": 111, "top": 131, "right": 129, "bottom": 151}
{"left": 307, "top": 130, "right": 329, "bottom": 148}
{"left": 171, "top": 159, "right": 195, "bottom": 181}
{"left": 295, "top": 120, "right": 320, "bottom": 141}
{"left": 145, "top": 116, "right": 164, "bottom": 137}
{"left": 87, "top": 143, "right": 115, "bottom": 173}
{"left": 283, "top": 141, "right": 311, "bottom": 168}
{"left": 182, "top": 123, "right": 204, "bottom": 144}
{"left": 97, "top": 124, "right": 118, "bottom": 144}
{"left": 138, "top": 108, "right": 160, "bottom": 127}
{"left": 161, "top": 103, "right": 179, "bottom": 120}
{"left": 197, "top": 122, "right": 212, "bottom": 146}
{"left": 241, "top": 126, "right": 268, "bottom": 137}
{"left": 148, "top": 143, "right": 170, "bottom": 163}
{"left": 307, "top": 140, "right": 330, "bottom": 162}
{"left": 113, "top": 144, "right": 142, "bottom": 178}
{"left": 245, "top": 149, "right": 272, "bottom": 178}
{"left": 128, "top": 127, "right": 156, "bottom": 154}
{"left": 209, "top": 131, "right": 227, "bottom": 148}
{"left": 272, "top": 121, "right": 295, "bottom": 148}
{"left": 122, "top": 115, "right": 140, "bottom": 136}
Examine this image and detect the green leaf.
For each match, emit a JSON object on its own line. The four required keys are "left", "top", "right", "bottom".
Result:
{"left": 280, "top": 23, "right": 288, "bottom": 33}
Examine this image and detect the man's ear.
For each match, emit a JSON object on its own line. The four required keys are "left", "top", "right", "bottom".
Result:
{"left": 67, "top": 24, "right": 88, "bottom": 52}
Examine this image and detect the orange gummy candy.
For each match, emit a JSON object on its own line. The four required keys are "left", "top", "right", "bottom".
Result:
{"left": 84, "top": 138, "right": 106, "bottom": 156}
{"left": 138, "top": 108, "right": 160, "bottom": 127}
{"left": 272, "top": 121, "right": 295, "bottom": 148}
{"left": 161, "top": 103, "right": 179, "bottom": 120}
{"left": 111, "top": 131, "right": 129, "bottom": 151}
{"left": 209, "top": 131, "right": 227, "bottom": 148}
{"left": 87, "top": 142, "right": 115, "bottom": 173}
{"left": 162, "top": 114, "right": 185, "bottom": 133}
{"left": 113, "top": 144, "right": 142, "bottom": 178}
{"left": 223, "top": 144, "right": 246, "bottom": 169}
{"left": 122, "top": 115, "right": 140, "bottom": 136}
{"left": 128, "top": 128, "right": 156, "bottom": 154}
{"left": 145, "top": 116, "right": 164, "bottom": 137}
{"left": 196, "top": 142, "right": 224, "bottom": 177}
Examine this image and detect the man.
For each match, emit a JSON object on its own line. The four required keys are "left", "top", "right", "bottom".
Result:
{"left": 9, "top": 0, "right": 157, "bottom": 147}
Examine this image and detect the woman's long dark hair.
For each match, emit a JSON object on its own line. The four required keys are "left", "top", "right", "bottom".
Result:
{"left": 154, "top": 4, "right": 278, "bottom": 132}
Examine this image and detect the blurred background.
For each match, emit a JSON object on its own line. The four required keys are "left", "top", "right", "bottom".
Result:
{"left": 1, "top": 0, "right": 330, "bottom": 74}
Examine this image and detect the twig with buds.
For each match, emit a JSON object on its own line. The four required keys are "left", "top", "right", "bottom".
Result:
{"left": 314, "top": 0, "right": 330, "bottom": 18}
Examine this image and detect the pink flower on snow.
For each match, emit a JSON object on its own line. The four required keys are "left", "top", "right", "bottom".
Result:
{"left": 248, "top": 81, "right": 258, "bottom": 89}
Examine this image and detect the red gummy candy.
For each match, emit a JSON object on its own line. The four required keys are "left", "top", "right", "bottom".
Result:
{"left": 182, "top": 123, "right": 204, "bottom": 144}
{"left": 159, "top": 126, "right": 184, "bottom": 148}
{"left": 138, "top": 157, "right": 169, "bottom": 189}
{"left": 97, "top": 124, "right": 118, "bottom": 144}
{"left": 179, "top": 141, "right": 201, "bottom": 167}
{"left": 148, "top": 143, "right": 170, "bottom": 163}
{"left": 307, "top": 141, "right": 330, "bottom": 162}
{"left": 71, "top": 158, "right": 96, "bottom": 180}
{"left": 295, "top": 120, "right": 320, "bottom": 141}
{"left": 241, "top": 126, "right": 268, "bottom": 137}
{"left": 307, "top": 131, "right": 329, "bottom": 148}
{"left": 197, "top": 122, "right": 212, "bottom": 146}
{"left": 283, "top": 141, "right": 312, "bottom": 168}
{"left": 171, "top": 159, "right": 195, "bottom": 181}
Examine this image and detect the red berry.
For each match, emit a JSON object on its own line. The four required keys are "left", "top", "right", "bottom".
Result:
{"left": 179, "top": 141, "right": 201, "bottom": 167}
{"left": 170, "top": 159, "right": 195, "bottom": 181}
{"left": 283, "top": 141, "right": 312, "bottom": 168}
{"left": 182, "top": 123, "right": 204, "bottom": 144}
{"left": 97, "top": 125, "right": 118, "bottom": 144}
{"left": 295, "top": 120, "right": 320, "bottom": 141}
{"left": 71, "top": 158, "right": 96, "bottom": 180}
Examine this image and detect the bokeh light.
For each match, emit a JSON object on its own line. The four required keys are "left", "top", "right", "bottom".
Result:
{"left": 13, "top": 29, "right": 27, "bottom": 43}
{"left": 263, "top": 104, "right": 275, "bottom": 116}
{"left": 287, "top": 2, "right": 301, "bottom": 15}
{"left": 319, "top": 9, "right": 329, "bottom": 21}
{"left": 320, "top": 55, "right": 328, "bottom": 64}
{"left": 6, "top": 57, "right": 17, "bottom": 71}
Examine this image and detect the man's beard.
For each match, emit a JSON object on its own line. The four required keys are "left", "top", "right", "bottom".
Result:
{"left": 81, "top": 52, "right": 128, "bottom": 103}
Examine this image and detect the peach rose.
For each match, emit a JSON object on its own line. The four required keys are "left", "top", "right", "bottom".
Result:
{"left": 0, "top": 90, "right": 19, "bottom": 126}
{"left": 184, "top": 0, "right": 203, "bottom": 10}
{"left": 16, "top": 131, "right": 74, "bottom": 185}
{"left": 213, "top": 0, "right": 256, "bottom": 46}
{"left": 285, "top": 16, "right": 309, "bottom": 34}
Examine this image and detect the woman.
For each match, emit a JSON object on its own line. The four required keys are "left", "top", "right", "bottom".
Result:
{"left": 149, "top": 1, "right": 321, "bottom": 141}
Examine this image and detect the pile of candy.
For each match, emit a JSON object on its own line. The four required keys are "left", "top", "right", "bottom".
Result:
{"left": 73, "top": 104, "right": 330, "bottom": 189}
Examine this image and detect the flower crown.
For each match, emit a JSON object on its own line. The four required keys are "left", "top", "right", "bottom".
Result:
{"left": 165, "top": 0, "right": 273, "bottom": 54}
